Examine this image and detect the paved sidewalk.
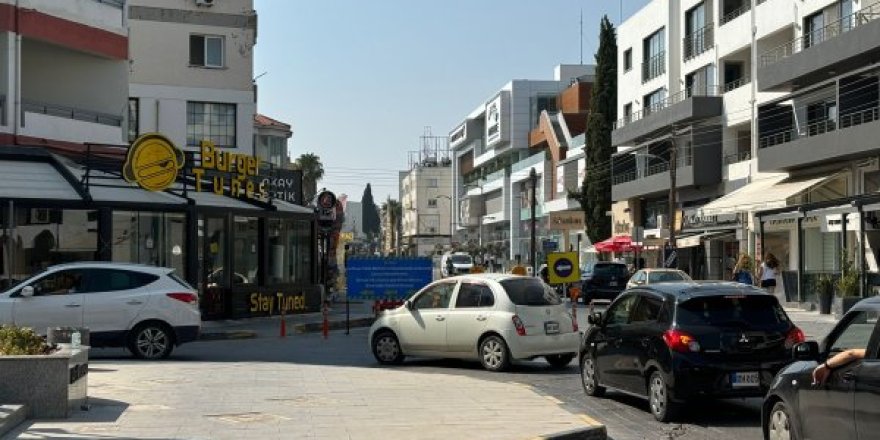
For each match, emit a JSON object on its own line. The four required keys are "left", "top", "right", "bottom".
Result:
{"left": 784, "top": 308, "right": 839, "bottom": 340}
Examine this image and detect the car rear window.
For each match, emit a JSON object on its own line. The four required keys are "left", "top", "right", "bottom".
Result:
{"left": 168, "top": 272, "right": 194, "bottom": 290}
{"left": 676, "top": 295, "right": 789, "bottom": 327}
{"left": 593, "top": 264, "right": 628, "bottom": 278}
{"left": 451, "top": 255, "right": 472, "bottom": 264}
{"left": 500, "top": 278, "right": 561, "bottom": 306}
{"left": 648, "top": 272, "right": 686, "bottom": 283}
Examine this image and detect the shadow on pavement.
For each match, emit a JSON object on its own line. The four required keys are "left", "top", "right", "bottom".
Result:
{"left": 5, "top": 398, "right": 132, "bottom": 439}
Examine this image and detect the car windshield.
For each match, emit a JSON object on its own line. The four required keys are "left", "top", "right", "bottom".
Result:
{"left": 450, "top": 255, "right": 472, "bottom": 264}
{"left": 500, "top": 278, "right": 561, "bottom": 306}
{"left": 593, "top": 264, "right": 628, "bottom": 278}
{"left": 676, "top": 295, "right": 789, "bottom": 327}
{"left": 648, "top": 271, "right": 686, "bottom": 283}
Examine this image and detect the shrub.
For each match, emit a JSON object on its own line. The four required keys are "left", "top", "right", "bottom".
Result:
{"left": 0, "top": 326, "right": 54, "bottom": 356}
{"left": 836, "top": 255, "right": 860, "bottom": 298}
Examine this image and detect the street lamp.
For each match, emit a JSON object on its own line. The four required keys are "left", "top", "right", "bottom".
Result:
{"left": 630, "top": 146, "right": 677, "bottom": 267}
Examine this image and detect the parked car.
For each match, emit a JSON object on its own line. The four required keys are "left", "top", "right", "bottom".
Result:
{"left": 0, "top": 262, "right": 201, "bottom": 359}
{"left": 369, "top": 274, "right": 580, "bottom": 372}
{"left": 579, "top": 282, "right": 804, "bottom": 422}
{"left": 440, "top": 252, "right": 474, "bottom": 277}
{"left": 762, "top": 296, "right": 880, "bottom": 440}
{"left": 626, "top": 269, "right": 692, "bottom": 289}
{"left": 581, "top": 261, "right": 630, "bottom": 302}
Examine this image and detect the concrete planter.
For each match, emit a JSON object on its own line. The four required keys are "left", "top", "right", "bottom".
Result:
{"left": 0, "top": 345, "right": 88, "bottom": 418}
{"left": 833, "top": 297, "right": 861, "bottom": 320}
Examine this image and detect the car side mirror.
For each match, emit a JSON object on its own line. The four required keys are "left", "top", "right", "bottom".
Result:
{"left": 587, "top": 312, "right": 603, "bottom": 326}
{"left": 793, "top": 341, "right": 820, "bottom": 361}
{"left": 405, "top": 300, "right": 414, "bottom": 311}
{"left": 20, "top": 286, "right": 34, "bottom": 298}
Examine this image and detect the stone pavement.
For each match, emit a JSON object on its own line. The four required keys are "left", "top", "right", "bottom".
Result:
{"left": 784, "top": 307, "right": 839, "bottom": 340}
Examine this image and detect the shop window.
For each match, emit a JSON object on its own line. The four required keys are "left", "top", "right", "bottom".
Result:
{"left": 187, "top": 102, "right": 236, "bottom": 148}
{"left": 268, "top": 218, "right": 313, "bottom": 285}
{"left": 112, "top": 212, "right": 185, "bottom": 275}
{"left": 203, "top": 217, "right": 227, "bottom": 288}
{"left": 233, "top": 217, "right": 259, "bottom": 285}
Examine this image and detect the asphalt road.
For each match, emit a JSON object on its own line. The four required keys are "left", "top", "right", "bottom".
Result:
{"left": 88, "top": 324, "right": 769, "bottom": 440}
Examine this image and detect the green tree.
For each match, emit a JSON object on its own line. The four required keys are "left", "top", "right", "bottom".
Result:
{"left": 380, "top": 197, "right": 402, "bottom": 254}
{"left": 570, "top": 16, "right": 617, "bottom": 243}
{"left": 361, "top": 184, "right": 381, "bottom": 242}
{"left": 293, "top": 153, "right": 324, "bottom": 203}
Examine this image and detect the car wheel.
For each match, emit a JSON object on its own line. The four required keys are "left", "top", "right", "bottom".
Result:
{"left": 648, "top": 371, "right": 679, "bottom": 422}
{"left": 372, "top": 331, "right": 405, "bottom": 365}
{"left": 479, "top": 335, "right": 510, "bottom": 372}
{"left": 128, "top": 323, "right": 174, "bottom": 360}
{"left": 767, "top": 401, "right": 798, "bottom": 440}
{"left": 580, "top": 354, "right": 606, "bottom": 397}
{"left": 545, "top": 353, "right": 575, "bottom": 368}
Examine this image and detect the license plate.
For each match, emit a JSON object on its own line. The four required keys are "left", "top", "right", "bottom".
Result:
{"left": 608, "top": 281, "right": 618, "bottom": 287}
{"left": 544, "top": 321, "right": 560, "bottom": 335}
{"left": 730, "top": 372, "right": 760, "bottom": 388}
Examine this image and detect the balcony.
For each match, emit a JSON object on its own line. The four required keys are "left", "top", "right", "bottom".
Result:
{"left": 20, "top": 100, "right": 124, "bottom": 145}
{"left": 641, "top": 52, "right": 666, "bottom": 83}
{"left": 18, "top": 0, "right": 127, "bottom": 36}
{"left": 720, "top": 1, "right": 750, "bottom": 26}
{"left": 612, "top": 87, "right": 723, "bottom": 147}
{"left": 758, "top": 105, "right": 880, "bottom": 171}
{"left": 683, "top": 24, "right": 714, "bottom": 61}
{"left": 758, "top": 2, "right": 880, "bottom": 91}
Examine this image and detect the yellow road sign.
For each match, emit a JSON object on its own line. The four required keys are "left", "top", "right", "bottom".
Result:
{"left": 547, "top": 252, "right": 580, "bottom": 284}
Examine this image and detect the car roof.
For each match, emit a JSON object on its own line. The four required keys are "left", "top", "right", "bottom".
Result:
{"left": 40, "top": 262, "right": 174, "bottom": 275}
{"left": 639, "top": 268, "right": 684, "bottom": 273}
{"left": 441, "top": 273, "right": 537, "bottom": 283}
{"left": 850, "top": 296, "right": 880, "bottom": 312}
{"left": 637, "top": 281, "right": 770, "bottom": 300}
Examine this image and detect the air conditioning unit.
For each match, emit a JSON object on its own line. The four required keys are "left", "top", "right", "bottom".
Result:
{"left": 195, "top": 0, "right": 215, "bottom": 6}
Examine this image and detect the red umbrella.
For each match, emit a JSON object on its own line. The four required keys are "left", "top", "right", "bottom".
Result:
{"left": 594, "top": 235, "right": 642, "bottom": 253}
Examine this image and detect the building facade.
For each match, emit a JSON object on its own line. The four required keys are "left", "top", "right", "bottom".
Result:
{"left": 253, "top": 113, "right": 292, "bottom": 168}
{"left": 400, "top": 141, "right": 453, "bottom": 257}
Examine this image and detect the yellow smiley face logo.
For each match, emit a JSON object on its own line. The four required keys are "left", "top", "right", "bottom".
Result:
{"left": 124, "top": 134, "right": 185, "bottom": 191}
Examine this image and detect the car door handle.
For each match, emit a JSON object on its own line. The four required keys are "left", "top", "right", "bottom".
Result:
{"left": 476, "top": 315, "right": 488, "bottom": 321}
{"left": 65, "top": 304, "right": 81, "bottom": 308}
{"left": 126, "top": 300, "right": 144, "bottom": 306}
{"left": 842, "top": 371, "right": 856, "bottom": 382}
{"left": 435, "top": 316, "right": 446, "bottom": 321}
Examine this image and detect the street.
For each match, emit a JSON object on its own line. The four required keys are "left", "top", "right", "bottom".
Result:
{"left": 7, "top": 305, "right": 836, "bottom": 440}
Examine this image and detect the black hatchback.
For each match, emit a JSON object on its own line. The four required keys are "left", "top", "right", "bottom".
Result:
{"left": 579, "top": 282, "right": 804, "bottom": 422}
{"left": 581, "top": 262, "right": 630, "bottom": 302}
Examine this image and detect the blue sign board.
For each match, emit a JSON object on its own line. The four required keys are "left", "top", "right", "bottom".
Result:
{"left": 346, "top": 257, "right": 434, "bottom": 300}
{"left": 553, "top": 258, "right": 574, "bottom": 278}
{"left": 542, "top": 240, "right": 559, "bottom": 252}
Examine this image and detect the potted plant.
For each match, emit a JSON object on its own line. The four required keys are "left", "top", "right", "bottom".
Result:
{"left": 833, "top": 256, "right": 861, "bottom": 318}
{"left": 816, "top": 274, "right": 834, "bottom": 315}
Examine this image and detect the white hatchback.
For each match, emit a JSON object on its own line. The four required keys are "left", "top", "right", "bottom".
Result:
{"left": 368, "top": 274, "right": 580, "bottom": 371}
{"left": 0, "top": 262, "right": 201, "bottom": 359}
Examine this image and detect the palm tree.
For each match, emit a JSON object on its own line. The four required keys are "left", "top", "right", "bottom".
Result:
{"left": 381, "top": 197, "right": 402, "bottom": 255}
{"left": 293, "top": 153, "right": 324, "bottom": 204}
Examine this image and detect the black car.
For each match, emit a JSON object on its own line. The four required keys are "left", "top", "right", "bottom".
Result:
{"left": 762, "top": 297, "right": 880, "bottom": 440}
{"left": 579, "top": 282, "right": 804, "bottom": 422}
{"left": 581, "top": 262, "right": 630, "bottom": 302}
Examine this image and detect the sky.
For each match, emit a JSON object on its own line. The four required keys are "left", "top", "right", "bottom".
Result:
{"left": 253, "top": 0, "right": 650, "bottom": 203}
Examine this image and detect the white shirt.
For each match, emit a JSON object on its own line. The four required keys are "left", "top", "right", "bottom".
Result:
{"left": 761, "top": 262, "right": 777, "bottom": 281}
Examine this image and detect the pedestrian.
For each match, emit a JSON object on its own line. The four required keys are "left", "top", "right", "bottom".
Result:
{"left": 758, "top": 252, "right": 780, "bottom": 294}
{"left": 731, "top": 253, "right": 754, "bottom": 285}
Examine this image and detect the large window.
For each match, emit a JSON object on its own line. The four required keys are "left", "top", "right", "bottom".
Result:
{"left": 267, "top": 218, "right": 313, "bottom": 285}
{"left": 187, "top": 102, "right": 236, "bottom": 148}
{"left": 684, "top": 2, "right": 710, "bottom": 59}
{"left": 642, "top": 28, "right": 666, "bottom": 82}
{"left": 189, "top": 35, "right": 224, "bottom": 68}
{"left": 233, "top": 217, "right": 259, "bottom": 285}
{"left": 112, "top": 211, "right": 185, "bottom": 275}
{"left": 643, "top": 88, "right": 667, "bottom": 116}
{"left": 202, "top": 217, "right": 227, "bottom": 288}
{"left": 255, "top": 134, "right": 288, "bottom": 167}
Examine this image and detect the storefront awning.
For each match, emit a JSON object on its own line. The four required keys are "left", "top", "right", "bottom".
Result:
{"left": 0, "top": 160, "right": 82, "bottom": 201}
{"left": 676, "top": 230, "right": 734, "bottom": 248}
{"left": 699, "top": 174, "right": 831, "bottom": 216}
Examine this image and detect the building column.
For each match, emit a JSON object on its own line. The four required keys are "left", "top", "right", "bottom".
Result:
{"left": 797, "top": 216, "right": 805, "bottom": 304}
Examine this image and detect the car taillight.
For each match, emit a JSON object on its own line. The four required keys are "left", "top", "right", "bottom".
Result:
{"left": 663, "top": 329, "right": 701, "bottom": 353}
{"left": 785, "top": 326, "right": 805, "bottom": 349}
{"left": 167, "top": 292, "right": 198, "bottom": 305}
{"left": 512, "top": 315, "right": 527, "bottom": 336}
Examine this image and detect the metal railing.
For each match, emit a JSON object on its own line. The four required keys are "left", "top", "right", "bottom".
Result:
{"left": 761, "top": 1, "right": 880, "bottom": 67}
{"left": 840, "top": 106, "right": 880, "bottom": 129}
{"left": 683, "top": 24, "right": 714, "bottom": 60}
{"left": 612, "top": 150, "right": 694, "bottom": 185}
{"left": 21, "top": 100, "right": 123, "bottom": 127}
{"left": 723, "top": 75, "right": 751, "bottom": 92}
{"left": 641, "top": 51, "right": 666, "bottom": 83}
{"left": 614, "top": 86, "right": 721, "bottom": 130}
{"left": 91, "top": 0, "right": 125, "bottom": 8}
{"left": 720, "top": 2, "right": 750, "bottom": 25}
{"left": 724, "top": 150, "right": 751, "bottom": 165}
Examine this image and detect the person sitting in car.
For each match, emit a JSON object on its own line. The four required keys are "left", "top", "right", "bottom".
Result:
{"left": 812, "top": 348, "right": 867, "bottom": 385}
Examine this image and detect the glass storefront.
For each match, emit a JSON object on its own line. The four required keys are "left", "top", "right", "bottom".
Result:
{"left": 267, "top": 218, "right": 313, "bottom": 285}
{"left": 112, "top": 211, "right": 185, "bottom": 275}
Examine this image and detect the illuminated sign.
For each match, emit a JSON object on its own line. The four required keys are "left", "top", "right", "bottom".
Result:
{"left": 124, "top": 133, "right": 185, "bottom": 191}
{"left": 192, "top": 140, "right": 268, "bottom": 200}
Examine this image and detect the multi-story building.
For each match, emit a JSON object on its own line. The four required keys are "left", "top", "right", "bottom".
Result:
{"left": 450, "top": 65, "right": 594, "bottom": 264}
{"left": 127, "top": 0, "right": 257, "bottom": 153}
{"left": 400, "top": 136, "right": 453, "bottom": 257}
{"left": 614, "top": 0, "right": 880, "bottom": 303}
{"left": 0, "top": 0, "right": 129, "bottom": 148}
{"left": 253, "top": 113, "right": 292, "bottom": 168}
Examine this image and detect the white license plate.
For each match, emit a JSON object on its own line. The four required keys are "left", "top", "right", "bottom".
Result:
{"left": 608, "top": 281, "right": 618, "bottom": 287}
{"left": 545, "top": 321, "right": 560, "bottom": 335}
{"left": 731, "top": 372, "right": 760, "bottom": 388}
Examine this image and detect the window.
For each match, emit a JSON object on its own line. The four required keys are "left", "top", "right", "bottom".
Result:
{"left": 189, "top": 35, "right": 224, "bottom": 68}
{"left": 428, "top": 178, "right": 439, "bottom": 188}
{"left": 630, "top": 295, "right": 664, "bottom": 323}
{"left": 623, "top": 48, "right": 632, "bottom": 72}
{"left": 642, "top": 28, "right": 666, "bottom": 82}
{"left": 685, "top": 64, "right": 715, "bottom": 97}
{"left": 605, "top": 294, "right": 638, "bottom": 325}
{"left": 804, "top": 10, "right": 825, "bottom": 49}
{"left": 112, "top": 211, "right": 185, "bottom": 275}
{"left": 829, "top": 311, "right": 878, "bottom": 354}
{"left": 128, "top": 98, "right": 139, "bottom": 143}
{"left": 427, "top": 199, "right": 438, "bottom": 208}
{"left": 675, "top": 295, "right": 789, "bottom": 327}
{"left": 87, "top": 270, "right": 158, "bottom": 292}
{"left": 413, "top": 283, "right": 455, "bottom": 309}
{"left": 648, "top": 271, "right": 686, "bottom": 283}
{"left": 268, "top": 218, "right": 313, "bottom": 285}
{"left": 643, "top": 88, "right": 666, "bottom": 116}
{"left": 28, "top": 270, "right": 87, "bottom": 296}
{"left": 187, "top": 102, "right": 236, "bottom": 148}
{"left": 500, "top": 278, "right": 562, "bottom": 306}
{"left": 623, "top": 103, "right": 632, "bottom": 123}
{"left": 233, "top": 217, "right": 259, "bottom": 285}
{"left": 684, "top": 2, "right": 710, "bottom": 59}
{"left": 256, "top": 135, "right": 288, "bottom": 167}
{"left": 454, "top": 283, "right": 495, "bottom": 308}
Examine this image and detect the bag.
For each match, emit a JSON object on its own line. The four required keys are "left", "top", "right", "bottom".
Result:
{"left": 734, "top": 270, "right": 753, "bottom": 285}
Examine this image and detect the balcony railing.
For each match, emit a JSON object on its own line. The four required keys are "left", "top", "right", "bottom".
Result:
{"left": 761, "top": 1, "right": 880, "bottom": 67}
{"left": 612, "top": 150, "right": 695, "bottom": 185}
{"left": 720, "top": 2, "right": 750, "bottom": 25}
{"left": 724, "top": 150, "right": 752, "bottom": 165}
{"left": 683, "top": 24, "right": 714, "bottom": 60}
{"left": 758, "top": 112, "right": 857, "bottom": 149}
{"left": 614, "top": 86, "right": 721, "bottom": 130}
{"left": 723, "top": 75, "right": 751, "bottom": 92}
{"left": 511, "top": 152, "right": 545, "bottom": 174}
{"left": 92, "top": 0, "right": 126, "bottom": 8}
{"left": 641, "top": 51, "right": 666, "bottom": 83}
{"left": 22, "top": 100, "right": 123, "bottom": 127}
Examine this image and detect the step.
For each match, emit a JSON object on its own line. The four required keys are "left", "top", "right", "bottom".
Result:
{"left": 0, "top": 404, "right": 27, "bottom": 438}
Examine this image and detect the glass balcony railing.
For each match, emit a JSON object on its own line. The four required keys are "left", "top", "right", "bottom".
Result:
{"left": 511, "top": 152, "right": 545, "bottom": 174}
{"left": 22, "top": 100, "right": 123, "bottom": 127}
{"left": 613, "top": 86, "right": 721, "bottom": 130}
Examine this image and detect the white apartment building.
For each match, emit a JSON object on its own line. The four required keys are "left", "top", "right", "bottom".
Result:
{"left": 400, "top": 146, "right": 454, "bottom": 257}
{"left": 612, "top": 0, "right": 880, "bottom": 291}
{"left": 253, "top": 113, "right": 292, "bottom": 168}
{"left": 450, "top": 65, "right": 594, "bottom": 264}
{"left": 0, "top": 0, "right": 129, "bottom": 147}
{"left": 127, "top": 0, "right": 257, "bottom": 153}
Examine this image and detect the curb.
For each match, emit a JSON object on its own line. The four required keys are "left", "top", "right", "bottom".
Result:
{"left": 0, "top": 404, "right": 27, "bottom": 438}
{"left": 198, "top": 330, "right": 258, "bottom": 341}
{"left": 537, "top": 424, "right": 607, "bottom": 440}
{"left": 293, "top": 317, "right": 375, "bottom": 334}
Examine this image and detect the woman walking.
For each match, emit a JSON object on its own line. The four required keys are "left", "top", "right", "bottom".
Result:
{"left": 731, "top": 254, "right": 754, "bottom": 285}
{"left": 758, "top": 252, "right": 780, "bottom": 294}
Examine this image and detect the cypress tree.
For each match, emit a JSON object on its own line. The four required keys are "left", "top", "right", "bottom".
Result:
{"left": 361, "top": 184, "right": 381, "bottom": 238}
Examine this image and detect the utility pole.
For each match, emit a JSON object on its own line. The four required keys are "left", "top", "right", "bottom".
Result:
{"left": 666, "top": 127, "right": 678, "bottom": 268}
{"left": 529, "top": 167, "right": 538, "bottom": 274}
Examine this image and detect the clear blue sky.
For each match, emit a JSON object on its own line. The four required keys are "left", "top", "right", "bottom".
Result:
{"left": 254, "top": 0, "right": 649, "bottom": 202}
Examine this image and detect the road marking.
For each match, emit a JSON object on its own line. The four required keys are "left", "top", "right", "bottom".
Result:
{"left": 580, "top": 414, "right": 602, "bottom": 426}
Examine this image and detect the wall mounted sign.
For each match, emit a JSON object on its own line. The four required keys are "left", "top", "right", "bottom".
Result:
{"left": 124, "top": 133, "right": 185, "bottom": 191}
{"left": 192, "top": 141, "right": 268, "bottom": 200}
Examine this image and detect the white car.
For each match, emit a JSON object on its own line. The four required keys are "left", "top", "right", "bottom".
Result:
{"left": 0, "top": 262, "right": 201, "bottom": 359}
{"left": 368, "top": 274, "right": 580, "bottom": 371}
{"left": 625, "top": 268, "right": 692, "bottom": 289}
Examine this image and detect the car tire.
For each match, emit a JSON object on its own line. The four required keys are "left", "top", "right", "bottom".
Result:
{"left": 545, "top": 353, "right": 575, "bottom": 368}
{"left": 372, "top": 330, "right": 405, "bottom": 365}
{"left": 767, "top": 401, "right": 799, "bottom": 440}
{"left": 648, "top": 371, "right": 680, "bottom": 422}
{"left": 580, "top": 353, "right": 606, "bottom": 397}
{"left": 128, "top": 322, "right": 174, "bottom": 360}
{"left": 479, "top": 335, "right": 510, "bottom": 372}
